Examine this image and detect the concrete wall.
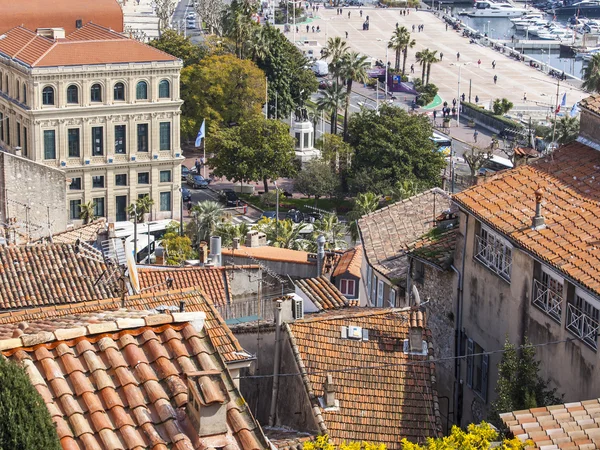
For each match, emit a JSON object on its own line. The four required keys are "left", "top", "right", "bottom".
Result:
{"left": 579, "top": 109, "right": 600, "bottom": 146}
{"left": 227, "top": 267, "right": 262, "bottom": 301}
{"left": 0, "top": 151, "right": 66, "bottom": 242}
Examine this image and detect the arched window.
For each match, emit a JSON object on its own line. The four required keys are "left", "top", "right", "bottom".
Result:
{"left": 136, "top": 81, "right": 148, "bottom": 100}
{"left": 22, "top": 83, "right": 26, "bottom": 104}
{"left": 90, "top": 84, "right": 102, "bottom": 102}
{"left": 113, "top": 82, "right": 125, "bottom": 101}
{"left": 158, "top": 80, "right": 170, "bottom": 98}
{"left": 67, "top": 85, "right": 79, "bottom": 104}
{"left": 42, "top": 86, "right": 55, "bottom": 105}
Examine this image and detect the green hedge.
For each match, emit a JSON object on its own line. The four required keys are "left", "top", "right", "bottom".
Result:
{"left": 461, "top": 102, "right": 524, "bottom": 130}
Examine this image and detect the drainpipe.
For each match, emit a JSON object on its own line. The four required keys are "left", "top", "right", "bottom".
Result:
{"left": 316, "top": 234, "right": 326, "bottom": 276}
{"left": 268, "top": 300, "right": 283, "bottom": 426}
{"left": 451, "top": 213, "right": 469, "bottom": 427}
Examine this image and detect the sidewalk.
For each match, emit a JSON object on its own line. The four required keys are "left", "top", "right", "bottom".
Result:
{"left": 120, "top": 0, "right": 160, "bottom": 40}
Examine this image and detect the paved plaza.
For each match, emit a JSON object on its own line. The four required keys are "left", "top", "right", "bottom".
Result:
{"left": 291, "top": 7, "right": 588, "bottom": 111}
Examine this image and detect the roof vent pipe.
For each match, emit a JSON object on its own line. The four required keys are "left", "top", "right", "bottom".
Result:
{"left": 531, "top": 188, "right": 546, "bottom": 230}
{"left": 316, "top": 234, "right": 326, "bottom": 276}
{"left": 210, "top": 236, "right": 222, "bottom": 267}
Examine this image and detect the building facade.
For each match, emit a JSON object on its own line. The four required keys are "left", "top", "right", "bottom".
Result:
{"left": 0, "top": 24, "right": 183, "bottom": 224}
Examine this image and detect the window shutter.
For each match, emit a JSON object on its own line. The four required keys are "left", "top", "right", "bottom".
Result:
{"left": 341, "top": 279, "right": 347, "bottom": 294}
{"left": 466, "top": 338, "right": 474, "bottom": 388}
{"left": 482, "top": 354, "right": 489, "bottom": 403}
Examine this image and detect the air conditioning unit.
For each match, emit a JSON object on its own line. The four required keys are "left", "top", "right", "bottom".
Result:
{"left": 131, "top": 156, "right": 136, "bottom": 161}
{"left": 84, "top": 159, "right": 90, "bottom": 165}
{"left": 293, "top": 298, "right": 304, "bottom": 320}
{"left": 60, "top": 161, "right": 66, "bottom": 167}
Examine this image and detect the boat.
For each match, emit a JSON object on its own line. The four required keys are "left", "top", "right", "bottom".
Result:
{"left": 461, "top": 0, "right": 529, "bottom": 17}
{"left": 513, "top": 18, "right": 551, "bottom": 31}
{"left": 549, "top": 0, "right": 600, "bottom": 16}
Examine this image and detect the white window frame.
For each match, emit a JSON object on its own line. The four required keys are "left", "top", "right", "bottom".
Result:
{"left": 371, "top": 274, "right": 377, "bottom": 305}
{"left": 567, "top": 288, "right": 600, "bottom": 350}
{"left": 340, "top": 279, "right": 355, "bottom": 297}
{"left": 475, "top": 224, "right": 513, "bottom": 281}
{"left": 377, "top": 280, "right": 384, "bottom": 307}
{"left": 533, "top": 266, "right": 564, "bottom": 322}
{"left": 366, "top": 265, "right": 372, "bottom": 296}
{"left": 388, "top": 289, "right": 396, "bottom": 307}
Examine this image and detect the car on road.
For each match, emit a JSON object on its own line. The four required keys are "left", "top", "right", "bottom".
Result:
{"left": 181, "top": 187, "right": 192, "bottom": 202}
{"left": 259, "top": 211, "right": 278, "bottom": 221}
{"left": 181, "top": 165, "right": 190, "bottom": 181}
{"left": 285, "top": 209, "right": 304, "bottom": 223}
{"left": 319, "top": 78, "right": 333, "bottom": 89}
{"left": 219, "top": 189, "right": 240, "bottom": 207}
{"left": 186, "top": 173, "right": 209, "bottom": 189}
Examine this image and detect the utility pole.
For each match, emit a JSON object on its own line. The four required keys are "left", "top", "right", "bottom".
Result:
{"left": 179, "top": 187, "right": 183, "bottom": 236}
{"left": 133, "top": 204, "right": 138, "bottom": 262}
{"left": 551, "top": 78, "right": 560, "bottom": 148}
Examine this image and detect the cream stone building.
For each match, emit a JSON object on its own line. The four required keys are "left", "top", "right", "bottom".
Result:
{"left": 0, "top": 23, "right": 183, "bottom": 224}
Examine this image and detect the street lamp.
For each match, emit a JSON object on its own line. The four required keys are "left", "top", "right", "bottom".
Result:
{"left": 273, "top": 180, "right": 279, "bottom": 241}
{"left": 177, "top": 185, "right": 183, "bottom": 236}
{"left": 450, "top": 62, "right": 470, "bottom": 127}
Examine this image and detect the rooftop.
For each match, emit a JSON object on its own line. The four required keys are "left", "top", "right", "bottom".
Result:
{"left": 0, "top": 0, "right": 123, "bottom": 34}
{"left": 358, "top": 189, "right": 453, "bottom": 284}
{"left": 500, "top": 399, "right": 600, "bottom": 449}
{"left": 0, "top": 23, "right": 178, "bottom": 68}
{"left": 295, "top": 277, "right": 358, "bottom": 311}
{"left": 40, "top": 218, "right": 106, "bottom": 245}
{"left": 287, "top": 308, "right": 441, "bottom": 448}
{"left": 453, "top": 141, "right": 600, "bottom": 296}
{"left": 331, "top": 245, "right": 362, "bottom": 279}
{"left": 0, "top": 309, "right": 267, "bottom": 450}
{"left": 580, "top": 94, "right": 600, "bottom": 115}
{"left": 222, "top": 246, "right": 315, "bottom": 265}
{"left": 407, "top": 227, "right": 458, "bottom": 271}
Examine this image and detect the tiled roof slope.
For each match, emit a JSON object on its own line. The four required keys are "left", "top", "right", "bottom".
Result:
{"left": 287, "top": 308, "right": 442, "bottom": 448}
{"left": 407, "top": 228, "right": 458, "bottom": 270}
{"left": 0, "top": 243, "right": 119, "bottom": 310}
{"left": 0, "top": 24, "right": 178, "bottom": 68}
{"left": 453, "top": 142, "right": 600, "bottom": 296}
{"left": 500, "top": 399, "right": 600, "bottom": 449}
{"left": 295, "top": 277, "right": 358, "bottom": 311}
{"left": 0, "top": 310, "right": 267, "bottom": 450}
{"left": 0, "top": 288, "right": 248, "bottom": 363}
{"left": 138, "top": 266, "right": 231, "bottom": 306}
{"left": 580, "top": 94, "right": 600, "bottom": 115}
{"left": 331, "top": 246, "right": 362, "bottom": 279}
{"left": 358, "top": 189, "right": 453, "bottom": 282}
{"left": 42, "top": 218, "right": 106, "bottom": 244}
{"left": 0, "top": 0, "right": 123, "bottom": 34}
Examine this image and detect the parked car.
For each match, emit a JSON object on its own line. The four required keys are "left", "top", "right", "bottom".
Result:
{"left": 186, "top": 173, "right": 209, "bottom": 189}
{"left": 219, "top": 189, "right": 239, "bottom": 207}
{"left": 319, "top": 78, "right": 333, "bottom": 89}
{"left": 181, "top": 165, "right": 190, "bottom": 181}
{"left": 285, "top": 209, "right": 304, "bottom": 223}
{"left": 181, "top": 187, "right": 192, "bottom": 202}
{"left": 259, "top": 211, "right": 278, "bottom": 221}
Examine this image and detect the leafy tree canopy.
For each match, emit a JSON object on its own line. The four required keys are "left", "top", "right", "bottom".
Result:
{"left": 347, "top": 105, "right": 445, "bottom": 193}
{"left": 294, "top": 159, "right": 340, "bottom": 202}
{"left": 161, "top": 222, "right": 196, "bottom": 265}
{"left": 209, "top": 116, "right": 296, "bottom": 192}
{"left": 0, "top": 356, "right": 61, "bottom": 450}
{"left": 317, "top": 133, "right": 354, "bottom": 173}
{"left": 304, "top": 434, "right": 385, "bottom": 450}
{"left": 544, "top": 115, "right": 580, "bottom": 146}
{"left": 181, "top": 54, "right": 266, "bottom": 138}
{"left": 492, "top": 98, "right": 514, "bottom": 116}
{"left": 148, "top": 29, "right": 203, "bottom": 66}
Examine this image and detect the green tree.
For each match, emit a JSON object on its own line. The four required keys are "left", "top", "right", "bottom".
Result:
{"left": 340, "top": 51, "right": 370, "bottom": 140}
{"left": 308, "top": 214, "right": 348, "bottom": 252}
{"left": 582, "top": 53, "right": 600, "bottom": 93}
{"left": 464, "top": 146, "right": 492, "bottom": 177}
{"left": 128, "top": 195, "right": 154, "bottom": 223}
{"left": 255, "top": 218, "right": 309, "bottom": 249}
{"left": 492, "top": 98, "right": 514, "bottom": 116}
{"left": 223, "top": 0, "right": 258, "bottom": 58}
{"left": 400, "top": 422, "right": 530, "bottom": 450}
{"left": 491, "top": 338, "right": 562, "bottom": 428}
{"left": 181, "top": 54, "right": 266, "bottom": 137}
{"left": 347, "top": 192, "right": 380, "bottom": 243}
{"left": 79, "top": 201, "right": 96, "bottom": 224}
{"left": 547, "top": 115, "right": 580, "bottom": 145}
{"left": 415, "top": 49, "right": 428, "bottom": 85}
{"left": 304, "top": 434, "right": 385, "bottom": 450}
{"left": 347, "top": 104, "right": 445, "bottom": 193}
{"left": 161, "top": 222, "right": 196, "bottom": 265}
{"left": 187, "top": 200, "right": 225, "bottom": 244}
{"left": 322, "top": 37, "right": 349, "bottom": 84}
{"left": 387, "top": 26, "right": 415, "bottom": 75}
{"left": 318, "top": 133, "right": 354, "bottom": 173}
{"left": 148, "top": 29, "right": 202, "bottom": 66}
{"left": 0, "top": 356, "right": 61, "bottom": 449}
{"left": 210, "top": 116, "right": 296, "bottom": 192}
{"left": 214, "top": 221, "right": 250, "bottom": 247}
{"left": 424, "top": 49, "right": 439, "bottom": 85}
{"left": 317, "top": 83, "right": 347, "bottom": 135}
{"left": 388, "top": 179, "right": 423, "bottom": 202}
{"left": 294, "top": 159, "right": 340, "bottom": 203}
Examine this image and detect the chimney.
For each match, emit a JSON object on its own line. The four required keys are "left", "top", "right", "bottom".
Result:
{"left": 409, "top": 308, "right": 424, "bottom": 353}
{"left": 323, "top": 373, "right": 336, "bottom": 408}
{"left": 209, "top": 236, "right": 222, "bottom": 266}
{"left": 232, "top": 237, "right": 240, "bottom": 249}
{"left": 316, "top": 234, "right": 326, "bottom": 276}
{"left": 531, "top": 188, "right": 545, "bottom": 230}
{"left": 198, "top": 241, "right": 208, "bottom": 264}
{"left": 179, "top": 300, "right": 185, "bottom": 312}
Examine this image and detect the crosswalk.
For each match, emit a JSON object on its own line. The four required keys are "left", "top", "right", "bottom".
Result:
{"left": 230, "top": 215, "right": 256, "bottom": 225}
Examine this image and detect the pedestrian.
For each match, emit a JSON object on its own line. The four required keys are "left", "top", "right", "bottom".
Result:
{"left": 493, "top": 74, "right": 497, "bottom": 84}
{"left": 412, "top": 24, "right": 415, "bottom": 32}
{"left": 456, "top": 52, "right": 460, "bottom": 61}
{"left": 473, "top": 130, "right": 479, "bottom": 142}
{"left": 316, "top": 4, "right": 319, "bottom": 10}
{"left": 477, "top": 59, "right": 481, "bottom": 67}
{"left": 195, "top": 158, "right": 201, "bottom": 173}
{"left": 422, "top": 24, "right": 425, "bottom": 31}
{"left": 306, "top": 24, "right": 309, "bottom": 32}
{"left": 523, "top": 92, "right": 527, "bottom": 101}
{"left": 452, "top": 106, "right": 456, "bottom": 116}
{"left": 317, "top": 25, "right": 320, "bottom": 32}
{"left": 296, "top": 26, "right": 299, "bottom": 33}
{"left": 440, "top": 52, "right": 443, "bottom": 61}
{"left": 492, "top": 60, "right": 496, "bottom": 69}
{"left": 410, "top": 64, "right": 415, "bottom": 73}
{"left": 340, "top": 8, "right": 343, "bottom": 14}
{"left": 446, "top": 23, "right": 448, "bottom": 31}
{"left": 433, "top": 110, "right": 437, "bottom": 121}
{"left": 312, "top": 25, "right": 315, "bottom": 32}
{"left": 345, "top": 31, "right": 348, "bottom": 39}
{"left": 396, "top": 22, "right": 399, "bottom": 28}
{"left": 360, "top": 9, "right": 363, "bottom": 17}
{"left": 452, "top": 98, "right": 456, "bottom": 107}
{"left": 475, "top": 95, "right": 479, "bottom": 103}
{"left": 461, "top": 93, "right": 465, "bottom": 102}
{"left": 312, "top": 5, "right": 315, "bottom": 11}
{"left": 348, "top": 11, "right": 351, "bottom": 18}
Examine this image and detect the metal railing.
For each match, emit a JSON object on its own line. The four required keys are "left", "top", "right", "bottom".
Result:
{"left": 532, "top": 279, "right": 563, "bottom": 323}
{"left": 567, "top": 303, "right": 599, "bottom": 350}
{"left": 475, "top": 235, "right": 512, "bottom": 281}
{"left": 215, "top": 298, "right": 277, "bottom": 322}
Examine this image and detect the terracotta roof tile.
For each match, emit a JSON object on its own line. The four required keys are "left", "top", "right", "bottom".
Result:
{"left": 358, "top": 189, "right": 454, "bottom": 283}
{"left": 287, "top": 308, "right": 442, "bottom": 448}
{"left": 406, "top": 227, "right": 458, "bottom": 270}
{"left": 331, "top": 246, "right": 362, "bottom": 279}
{"left": 222, "top": 246, "right": 315, "bottom": 265}
{"left": 0, "top": 311, "right": 267, "bottom": 450}
{"left": 39, "top": 219, "right": 106, "bottom": 245}
{"left": 453, "top": 142, "right": 600, "bottom": 296}
{"left": 580, "top": 95, "right": 600, "bottom": 115}
{"left": 296, "top": 277, "right": 359, "bottom": 311}
{"left": 501, "top": 399, "right": 600, "bottom": 449}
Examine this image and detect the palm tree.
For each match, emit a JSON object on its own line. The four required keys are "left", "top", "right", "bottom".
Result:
{"left": 415, "top": 50, "right": 428, "bottom": 85}
{"left": 187, "top": 200, "right": 225, "bottom": 244}
{"left": 79, "top": 201, "right": 96, "bottom": 224}
{"left": 347, "top": 192, "right": 380, "bottom": 243}
{"left": 128, "top": 195, "right": 154, "bottom": 223}
{"left": 214, "top": 221, "right": 250, "bottom": 247}
{"left": 274, "top": 220, "right": 308, "bottom": 250}
{"left": 340, "top": 51, "right": 370, "bottom": 140}
{"left": 425, "top": 49, "right": 439, "bottom": 85}
{"left": 316, "top": 83, "right": 347, "bottom": 134}
{"left": 321, "top": 37, "right": 349, "bottom": 83}
{"left": 388, "top": 26, "right": 415, "bottom": 74}
{"left": 308, "top": 214, "right": 348, "bottom": 252}
{"left": 246, "top": 25, "right": 270, "bottom": 62}
{"left": 547, "top": 116, "right": 580, "bottom": 146}
{"left": 582, "top": 53, "right": 600, "bottom": 92}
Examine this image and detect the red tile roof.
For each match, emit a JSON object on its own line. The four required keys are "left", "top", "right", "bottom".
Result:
{"left": 580, "top": 94, "right": 600, "bottom": 115}
{"left": 407, "top": 228, "right": 458, "bottom": 270}
{"left": 39, "top": 218, "right": 106, "bottom": 245}
{"left": 295, "top": 277, "right": 358, "bottom": 311}
{"left": 0, "top": 310, "right": 267, "bottom": 450}
{"left": 0, "top": 0, "right": 123, "bottom": 34}
{"left": 331, "top": 246, "right": 362, "bottom": 279}
{"left": 287, "top": 308, "right": 442, "bottom": 448}
{"left": 0, "top": 243, "right": 119, "bottom": 310}
{"left": 222, "top": 246, "right": 315, "bottom": 265}
{"left": 0, "top": 24, "right": 178, "bottom": 68}
{"left": 453, "top": 142, "right": 600, "bottom": 296}
{"left": 500, "top": 399, "right": 600, "bottom": 449}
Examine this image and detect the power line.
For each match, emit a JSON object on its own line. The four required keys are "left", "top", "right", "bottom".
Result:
{"left": 234, "top": 336, "right": 574, "bottom": 380}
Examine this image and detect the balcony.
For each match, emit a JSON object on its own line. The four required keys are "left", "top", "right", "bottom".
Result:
{"left": 475, "top": 235, "right": 512, "bottom": 281}
{"left": 532, "top": 279, "right": 563, "bottom": 323}
{"left": 567, "top": 303, "right": 599, "bottom": 350}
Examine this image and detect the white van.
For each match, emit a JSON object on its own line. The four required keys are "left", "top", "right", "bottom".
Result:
{"left": 186, "top": 13, "right": 196, "bottom": 28}
{"left": 312, "top": 60, "right": 328, "bottom": 76}
{"left": 479, "top": 155, "right": 513, "bottom": 175}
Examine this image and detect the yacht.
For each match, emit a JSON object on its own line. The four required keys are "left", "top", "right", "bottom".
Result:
{"left": 549, "top": 0, "right": 600, "bottom": 16}
{"left": 537, "top": 28, "right": 573, "bottom": 39}
{"left": 463, "top": 1, "right": 529, "bottom": 17}
{"left": 513, "top": 17, "right": 551, "bottom": 31}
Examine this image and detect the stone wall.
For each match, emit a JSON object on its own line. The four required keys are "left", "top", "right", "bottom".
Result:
{"left": 0, "top": 151, "right": 66, "bottom": 242}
